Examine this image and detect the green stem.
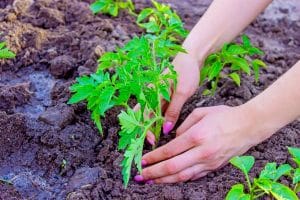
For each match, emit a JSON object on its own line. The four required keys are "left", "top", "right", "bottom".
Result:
{"left": 253, "top": 192, "right": 265, "bottom": 199}
{"left": 245, "top": 174, "right": 253, "bottom": 197}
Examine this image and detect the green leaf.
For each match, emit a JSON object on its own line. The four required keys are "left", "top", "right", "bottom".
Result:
{"left": 227, "top": 44, "right": 247, "bottom": 55}
{"left": 90, "top": 1, "right": 107, "bottom": 14}
{"left": 231, "top": 57, "right": 251, "bottom": 75}
{"left": 118, "top": 108, "right": 142, "bottom": 150}
{"left": 108, "top": 4, "right": 119, "bottom": 17}
{"left": 242, "top": 35, "right": 251, "bottom": 47}
{"left": 118, "top": 108, "right": 141, "bottom": 134}
{"left": 229, "top": 72, "right": 241, "bottom": 86}
{"left": 255, "top": 179, "right": 298, "bottom": 200}
{"left": 288, "top": 147, "right": 300, "bottom": 167}
{"left": 208, "top": 61, "right": 222, "bottom": 81}
{"left": 202, "top": 89, "right": 211, "bottom": 96}
{"left": 121, "top": 136, "right": 144, "bottom": 188}
{"left": 293, "top": 168, "right": 300, "bottom": 184}
{"left": 260, "top": 163, "right": 292, "bottom": 181}
{"left": 230, "top": 156, "right": 255, "bottom": 176}
{"left": 0, "top": 42, "right": 16, "bottom": 59}
{"left": 225, "top": 184, "right": 251, "bottom": 200}
{"left": 137, "top": 8, "right": 153, "bottom": 23}
{"left": 159, "top": 84, "right": 171, "bottom": 102}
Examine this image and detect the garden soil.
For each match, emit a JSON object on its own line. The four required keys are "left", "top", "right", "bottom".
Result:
{"left": 0, "top": 0, "right": 299, "bottom": 199}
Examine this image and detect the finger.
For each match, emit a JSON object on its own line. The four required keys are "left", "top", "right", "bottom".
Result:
{"left": 142, "top": 127, "right": 204, "bottom": 166}
{"left": 146, "top": 131, "right": 155, "bottom": 146}
{"left": 176, "top": 108, "right": 210, "bottom": 137}
{"left": 142, "top": 145, "right": 204, "bottom": 180}
{"left": 153, "top": 164, "right": 205, "bottom": 184}
{"left": 190, "top": 170, "right": 211, "bottom": 181}
{"left": 163, "top": 91, "right": 190, "bottom": 135}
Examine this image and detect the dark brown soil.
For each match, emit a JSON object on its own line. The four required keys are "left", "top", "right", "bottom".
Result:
{"left": 0, "top": 0, "right": 299, "bottom": 199}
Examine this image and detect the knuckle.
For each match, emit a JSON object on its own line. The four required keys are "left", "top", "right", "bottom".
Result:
{"left": 198, "top": 149, "right": 216, "bottom": 161}
{"left": 177, "top": 171, "right": 191, "bottom": 182}
{"left": 162, "top": 147, "right": 173, "bottom": 158}
{"left": 166, "top": 110, "right": 180, "bottom": 121}
{"left": 189, "top": 132, "right": 204, "bottom": 145}
{"left": 164, "top": 162, "right": 177, "bottom": 174}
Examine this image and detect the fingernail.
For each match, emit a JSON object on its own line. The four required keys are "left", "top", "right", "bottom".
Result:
{"left": 146, "top": 132, "right": 155, "bottom": 145}
{"left": 141, "top": 160, "right": 147, "bottom": 167}
{"left": 134, "top": 175, "right": 144, "bottom": 182}
{"left": 163, "top": 121, "right": 173, "bottom": 135}
{"left": 146, "top": 180, "right": 154, "bottom": 185}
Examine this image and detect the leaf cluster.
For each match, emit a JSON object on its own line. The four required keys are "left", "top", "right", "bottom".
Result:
{"left": 226, "top": 147, "right": 300, "bottom": 200}
{"left": 69, "top": 33, "right": 184, "bottom": 186}
{"left": 90, "top": 0, "right": 135, "bottom": 17}
{"left": 137, "top": 0, "right": 188, "bottom": 41}
{"left": 0, "top": 42, "right": 15, "bottom": 59}
{"left": 200, "top": 35, "right": 266, "bottom": 95}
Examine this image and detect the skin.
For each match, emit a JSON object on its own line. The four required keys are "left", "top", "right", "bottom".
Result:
{"left": 136, "top": 0, "right": 300, "bottom": 183}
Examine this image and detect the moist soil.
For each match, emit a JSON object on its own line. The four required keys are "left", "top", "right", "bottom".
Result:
{"left": 0, "top": 0, "right": 300, "bottom": 199}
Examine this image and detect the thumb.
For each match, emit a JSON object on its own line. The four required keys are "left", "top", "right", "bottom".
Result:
{"left": 163, "top": 91, "right": 190, "bottom": 135}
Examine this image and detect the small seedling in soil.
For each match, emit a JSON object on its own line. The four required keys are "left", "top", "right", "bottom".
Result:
{"left": 69, "top": 0, "right": 187, "bottom": 187}
{"left": 226, "top": 148, "right": 300, "bottom": 200}
{"left": 0, "top": 42, "right": 15, "bottom": 59}
{"left": 200, "top": 35, "right": 266, "bottom": 95}
{"left": 90, "top": 0, "right": 135, "bottom": 17}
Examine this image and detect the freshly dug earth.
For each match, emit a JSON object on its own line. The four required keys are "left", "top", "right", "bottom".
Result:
{"left": 0, "top": 0, "right": 299, "bottom": 199}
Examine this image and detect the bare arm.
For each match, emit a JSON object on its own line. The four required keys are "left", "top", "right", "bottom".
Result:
{"left": 184, "top": 0, "right": 272, "bottom": 62}
{"left": 245, "top": 60, "right": 300, "bottom": 142}
{"left": 163, "top": 0, "right": 273, "bottom": 133}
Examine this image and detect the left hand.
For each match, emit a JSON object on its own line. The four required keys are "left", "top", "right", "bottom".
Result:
{"left": 136, "top": 105, "right": 272, "bottom": 183}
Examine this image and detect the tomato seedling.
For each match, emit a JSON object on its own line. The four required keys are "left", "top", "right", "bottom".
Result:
{"left": 200, "top": 35, "right": 266, "bottom": 95}
{"left": 0, "top": 42, "right": 15, "bottom": 59}
{"left": 227, "top": 149, "right": 299, "bottom": 200}
{"left": 69, "top": 35, "right": 185, "bottom": 186}
{"left": 90, "top": 0, "right": 135, "bottom": 17}
{"left": 69, "top": 1, "right": 187, "bottom": 187}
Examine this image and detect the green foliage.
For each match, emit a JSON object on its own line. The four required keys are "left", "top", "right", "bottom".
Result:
{"left": 227, "top": 148, "right": 300, "bottom": 200}
{"left": 69, "top": 33, "right": 184, "bottom": 186}
{"left": 0, "top": 42, "right": 15, "bottom": 59}
{"left": 70, "top": 0, "right": 188, "bottom": 187}
{"left": 137, "top": 0, "right": 188, "bottom": 41}
{"left": 200, "top": 35, "right": 266, "bottom": 95}
{"left": 90, "top": 0, "right": 135, "bottom": 16}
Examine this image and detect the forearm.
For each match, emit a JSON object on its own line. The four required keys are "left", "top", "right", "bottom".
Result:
{"left": 183, "top": 0, "right": 272, "bottom": 63}
{"left": 244, "top": 61, "right": 300, "bottom": 140}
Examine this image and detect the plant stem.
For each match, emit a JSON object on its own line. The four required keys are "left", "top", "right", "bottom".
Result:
{"left": 253, "top": 192, "right": 265, "bottom": 199}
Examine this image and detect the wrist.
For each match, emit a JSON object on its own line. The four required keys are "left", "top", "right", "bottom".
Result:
{"left": 238, "top": 101, "right": 278, "bottom": 145}
{"left": 182, "top": 35, "right": 215, "bottom": 68}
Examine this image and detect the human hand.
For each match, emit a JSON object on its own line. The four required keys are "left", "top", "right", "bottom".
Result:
{"left": 161, "top": 52, "right": 201, "bottom": 134}
{"left": 135, "top": 105, "right": 273, "bottom": 183}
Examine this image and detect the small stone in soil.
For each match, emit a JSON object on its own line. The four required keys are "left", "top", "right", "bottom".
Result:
{"left": 38, "top": 103, "right": 74, "bottom": 129}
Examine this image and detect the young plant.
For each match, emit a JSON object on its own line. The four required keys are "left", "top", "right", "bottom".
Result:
{"left": 288, "top": 147, "right": 300, "bottom": 193}
{"left": 69, "top": 1, "right": 187, "bottom": 187}
{"left": 90, "top": 0, "right": 135, "bottom": 17}
{"left": 137, "top": 0, "right": 188, "bottom": 42}
{"left": 200, "top": 35, "right": 266, "bottom": 95}
{"left": 68, "top": 34, "right": 185, "bottom": 186}
{"left": 226, "top": 155, "right": 298, "bottom": 200}
{"left": 0, "top": 42, "right": 15, "bottom": 59}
